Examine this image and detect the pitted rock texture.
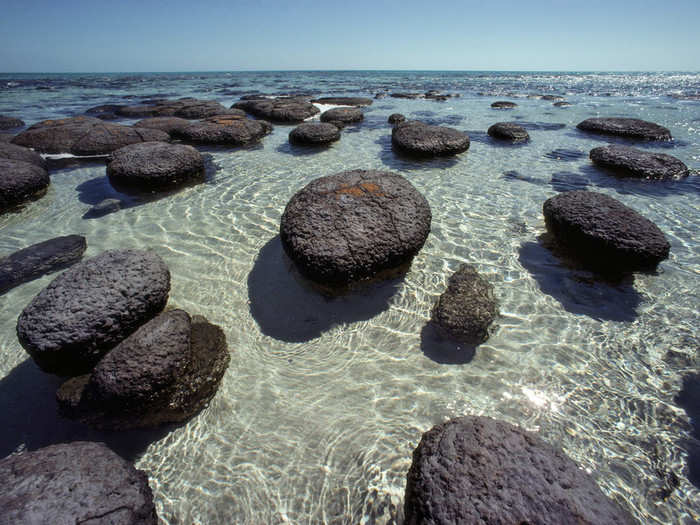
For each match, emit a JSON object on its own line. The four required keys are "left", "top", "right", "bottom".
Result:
{"left": 115, "top": 98, "right": 232, "bottom": 119}
{"left": 431, "top": 264, "right": 497, "bottom": 344}
{"left": 176, "top": 119, "right": 272, "bottom": 146}
{"left": 404, "top": 416, "right": 636, "bottom": 525}
{"left": 0, "top": 441, "right": 157, "bottom": 525}
{"left": 0, "top": 235, "right": 86, "bottom": 295}
{"left": 233, "top": 97, "right": 320, "bottom": 123}
{"left": 0, "top": 115, "right": 24, "bottom": 130}
{"left": 0, "top": 141, "right": 47, "bottom": 169}
{"left": 134, "top": 116, "right": 192, "bottom": 135}
{"left": 543, "top": 190, "right": 670, "bottom": 273}
{"left": 289, "top": 122, "right": 341, "bottom": 146}
{"left": 11, "top": 116, "right": 169, "bottom": 155}
{"left": 392, "top": 121, "right": 470, "bottom": 157}
{"left": 487, "top": 122, "right": 530, "bottom": 143}
{"left": 388, "top": 113, "right": 406, "bottom": 125}
{"left": 57, "top": 311, "right": 230, "bottom": 430}
{"left": 280, "top": 170, "right": 431, "bottom": 287}
{"left": 0, "top": 158, "right": 50, "bottom": 213}
{"left": 577, "top": 117, "right": 672, "bottom": 141}
{"left": 589, "top": 144, "right": 688, "bottom": 180}
{"left": 491, "top": 101, "right": 517, "bottom": 108}
{"left": 312, "top": 97, "right": 373, "bottom": 106}
{"left": 107, "top": 141, "right": 205, "bottom": 190}
{"left": 17, "top": 249, "right": 171, "bottom": 376}
{"left": 320, "top": 107, "right": 364, "bottom": 124}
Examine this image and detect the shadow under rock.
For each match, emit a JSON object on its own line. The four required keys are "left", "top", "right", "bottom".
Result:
{"left": 675, "top": 373, "right": 700, "bottom": 488}
{"left": 518, "top": 238, "right": 642, "bottom": 322}
{"left": 247, "top": 236, "right": 401, "bottom": 343}
{"left": 578, "top": 164, "right": 700, "bottom": 197}
{"left": 0, "top": 358, "right": 175, "bottom": 462}
{"left": 420, "top": 323, "right": 476, "bottom": 365}
{"left": 567, "top": 128, "right": 691, "bottom": 149}
{"left": 375, "top": 135, "right": 461, "bottom": 172}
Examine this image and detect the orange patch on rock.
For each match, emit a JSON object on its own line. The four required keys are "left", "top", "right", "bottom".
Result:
{"left": 333, "top": 182, "right": 385, "bottom": 199}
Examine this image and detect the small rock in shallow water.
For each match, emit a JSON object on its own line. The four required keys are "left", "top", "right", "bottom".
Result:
{"left": 577, "top": 117, "right": 672, "bottom": 140}
{"left": 392, "top": 121, "right": 470, "bottom": 157}
{"left": 491, "top": 100, "right": 517, "bottom": 109}
{"left": 289, "top": 122, "right": 340, "bottom": 146}
{"left": 487, "top": 122, "right": 530, "bottom": 143}
{"left": 83, "top": 198, "right": 122, "bottom": 219}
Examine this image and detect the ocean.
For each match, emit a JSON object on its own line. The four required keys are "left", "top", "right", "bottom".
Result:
{"left": 0, "top": 71, "right": 698, "bottom": 523}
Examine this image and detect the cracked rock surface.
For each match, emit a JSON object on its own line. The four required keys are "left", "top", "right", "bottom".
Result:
{"left": 589, "top": 144, "right": 688, "bottom": 180}
{"left": 577, "top": 117, "right": 672, "bottom": 140}
{"left": 392, "top": 121, "right": 470, "bottom": 157}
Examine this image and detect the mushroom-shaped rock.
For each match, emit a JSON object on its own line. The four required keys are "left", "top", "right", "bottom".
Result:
{"left": 57, "top": 310, "right": 230, "bottom": 430}
{"left": 107, "top": 142, "right": 205, "bottom": 191}
{"left": 388, "top": 113, "right": 406, "bottom": 125}
{"left": 176, "top": 119, "right": 272, "bottom": 146}
{"left": 11, "top": 116, "right": 169, "bottom": 155}
{"left": 404, "top": 416, "right": 636, "bottom": 525}
{"left": 392, "top": 121, "right": 470, "bottom": 157}
{"left": 0, "top": 115, "right": 25, "bottom": 130}
{"left": 280, "top": 170, "right": 431, "bottom": 287}
{"left": 134, "top": 116, "right": 192, "bottom": 135}
{"left": 577, "top": 117, "right": 672, "bottom": 141}
{"left": 430, "top": 264, "right": 497, "bottom": 344}
{"left": 289, "top": 122, "right": 341, "bottom": 146}
{"left": 17, "top": 249, "right": 171, "bottom": 376}
{"left": 0, "top": 158, "right": 50, "bottom": 213}
{"left": 320, "top": 107, "right": 364, "bottom": 124}
{"left": 543, "top": 190, "right": 670, "bottom": 273}
{"left": 233, "top": 97, "right": 320, "bottom": 123}
{"left": 487, "top": 122, "right": 530, "bottom": 143}
{"left": 313, "top": 97, "right": 373, "bottom": 107}
{"left": 0, "top": 235, "right": 86, "bottom": 295}
{"left": 491, "top": 100, "right": 517, "bottom": 109}
{"left": 589, "top": 144, "right": 688, "bottom": 180}
{"left": 0, "top": 141, "right": 47, "bottom": 169}
{"left": 0, "top": 441, "right": 158, "bottom": 525}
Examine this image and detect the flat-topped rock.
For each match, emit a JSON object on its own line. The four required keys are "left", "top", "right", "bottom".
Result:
{"left": 0, "top": 235, "right": 86, "bottom": 295}
{"left": 107, "top": 141, "right": 205, "bottom": 191}
{"left": 577, "top": 117, "right": 672, "bottom": 140}
{"left": 0, "top": 115, "right": 25, "bottom": 130}
{"left": 11, "top": 116, "right": 169, "bottom": 155}
{"left": 404, "top": 416, "right": 636, "bottom": 525}
{"left": 491, "top": 100, "right": 517, "bottom": 109}
{"left": 0, "top": 141, "right": 47, "bottom": 169}
{"left": 388, "top": 113, "right": 406, "bottom": 125}
{"left": 233, "top": 96, "right": 320, "bottom": 123}
{"left": 280, "top": 169, "right": 431, "bottom": 287}
{"left": 176, "top": 119, "right": 272, "bottom": 146}
{"left": 543, "top": 190, "right": 670, "bottom": 273}
{"left": 392, "top": 121, "right": 470, "bottom": 157}
{"left": 488, "top": 122, "right": 530, "bottom": 143}
{"left": 431, "top": 264, "right": 497, "bottom": 344}
{"left": 0, "top": 441, "right": 157, "bottom": 525}
{"left": 320, "top": 107, "right": 364, "bottom": 124}
{"left": 0, "top": 158, "right": 50, "bottom": 213}
{"left": 312, "top": 97, "right": 373, "bottom": 106}
{"left": 589, "top": 144, "right": 688, "bottom": 180}
{"left": 17, "top": 249, "right": 170, "bottom": 376}
{"left": 289, "top": 122, "right": 341, "bottom": 146}
{"left": 134, "top": 116, "right": 192, "bottom": 135}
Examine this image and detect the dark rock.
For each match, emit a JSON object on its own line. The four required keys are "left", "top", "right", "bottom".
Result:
{"left": 543, "top": 190, "right": 670, "bottom": 273}
{"left": 0, "top": 235, "right": 86, "bottom": 295}
{"left": 388, "top": 113, "right": 406, "bottom": 125}
{"left": 289, "top": 122, "right": 341, "bottom": 146}
{"left": 554, "top": 101, "right": 572, "bottom": 107}
{"left": 115, "top": 98, "right": 232, "bottom": 120}
{"left": 491, "top": 101, "right": 517, "bottom": 109}
{"left": 0, "top": 158, "right": 50, "bottom": 213}
{"left": 0, "top": 141, "right": 47, "bottom": 169}
{"left": 116, "top": 105, "right": 157, "bottom": 118}
{"left": 487, "top": 122, "right": 530, "bottom": 143}
{"left": 391, "top": 121, "right": 470, "bottom": 157}
{"left": 107, "top": 142, "right": 205, "bottom": 191}
{"left": 541, "top": 94, "right": 565, "bottom": 101}
{"left": 0, "top": 115, "right": 25, "bottom": 130}
{"left": 17, "top": 249, "right": 171, "bottom": 376}
{"left": 201, "top": 110, "right": 247, "bottom": 122}
{"left": 57, "top": 310, "right": 230, "bottom": 430}
{"left": 320, "top": 107, "right": 364, "bottom": 124}
{"left": 84, "top": 198, "right": 122, "bottom": 219}
{"left": 172, "top": 100, "right": 230, "bottom": 119}
{"left": 11, "top": 116, "right": 169, "bottom": 155}
{"left": 0, "top": 441, "right": 157, "bottom": 524}
{"left": 404, "top": 416, "right": 636, "bottom": 525}
{"left": 374, "top": 92, "right": 387, "bottom": 99}
{"left": 85, "top": 104, "right": 124, "bottom": 120}
{"left": 233, "top": 97, "right": 319, "bottom": 123}
{"left": 325, "top": 120, "right": 347, "bottom": 130}
{"left": 577, "top": 117, "right": 672, "bottom": 141}
{"left": 430, "top": 264, "right": 497, "bottom": 344}
{"left": 176, "top": 119, "right": 272, "bottom": 146}
{"left": 134, "top": 116, "right": 192, "bottom": 135}
{"left": 589, "top": 144, "right": 689, "bottom": 180}
{"left": 280, "top": 169, "right": 431, "bottom": 287}
{"left": 390, "top": 93, "right": 424, "bottom": 99}
{"left": 312, "top": 97, "right": 373, "bottom": 107}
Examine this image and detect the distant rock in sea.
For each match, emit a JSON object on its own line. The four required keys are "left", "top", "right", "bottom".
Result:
{"left": 491, "top": 101, "right": 517, "bottom": 109}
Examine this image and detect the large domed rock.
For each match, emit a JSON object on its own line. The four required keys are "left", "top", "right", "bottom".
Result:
{"left": 487, "top": 122, "right": 530, "bottom": 143}
{"left": 431, "top": 264, "right": 497, "bottom": 344}
{"left": 0, "top": 141, "right": 47, "bottom": 169}
{"left": 233, "top": 96, "right": 320, "bottom": 123}
{"left": 0, "top": 115, "right": 25, "bottom": 130}
{"left": 107, "top": 142, "right": 205, "bottom": 191}
{"left": 134, "top": 116, "right": 192, "bottom": 135}
{"left": 543, "top": 190, "right": 670, "bottom": 273}
{"left": 0, "top": 441, "right": 157, "bottom": 525}
{"left": 57, "top": 310, "right": 230, "bottom": 430}
{"left": 312, "top": 96, "right": 373, "bottom": 106}
{"left": 289, "top": 122, "right": 341, "bottom": 146}
{"left": 589, "top": 144, "right": 688, "bottom": 180}
{"left": 320, "top": 107, "right": 364, "bottom": 124}
{"left": 404, "top": 416, "right": 636, "bottom": 525}
{"left": 0, "top": 158, "right": 50, "bottom": 213}
{"left": 11, "top": 116, "right": 169, "bottom": 155}
{"left": 392, "top": 121, "right": 470, "bottom": 157}
{"left": 17, "top": 249, "right": 171, "bottom": 376}
{"left": 280, "top": 170, "right": 431, "bottom": 287}
{"left": 491, "top": 101, "right": 517, "bottom": 109}
{"left": 176, "top": 118, "right": 272, "bottom": 146}
{"left": 577, "top": 117, "right": 672, "bottom": 140}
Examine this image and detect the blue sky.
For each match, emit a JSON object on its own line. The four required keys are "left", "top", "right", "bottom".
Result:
{"left": 1, "top": 0, "right": 698, "bottom": 72}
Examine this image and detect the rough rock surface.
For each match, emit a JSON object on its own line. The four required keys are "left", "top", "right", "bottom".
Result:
{"left": 115, "top": 98, "right": 231, "bottom": 119}
{"left": 577, "top": 117, "right": 672, "bottom": 140}
{"left": 487, "top": 122, "right": 530, "bottom": 143}
{"left": 491, "top": 101, "right": 517, "bottom": 109}
{"left": 0, "top": 441, "right": 157, "bottom": 525}
{"left": 57, "top": 311, "right": 230, "bottom": 430}
{"left": 430, "top": 264, "right": 497, "bottom": 344}
{"left": 11, "top": 116, "right": 169, "bottom": 155}
{"left": 134, "top": 116, "right": 192, "bottom": 135}
{"left": 0, "top": 235, "right": 86, "bottom": 295}
{"left": 176, "top": 119, "right": 272, "bottom": 146}
{"left": 107, "top": 142, "right": 205, "bottom": 190}
{"left": 0, "top": 141, "right": 47, "bottom": 169}
{"left": 233, "top": 97, "right": 320, "bottom": 123}
{"left": 0, "top": 158, "right": 50, "bottom": 213}
{"left": 17, "top": 249, "right": 171, "bottom": 376}
{"left": 280, "top": 170, "right": 431, "bottom": 286}
{"left": 392, "top": 121, "right": 470, "bottom": 157}
{"left": 289, "top": 122, "right": 341, "bottom": 146}
{"left": 312, "top": 97, "right": 373, "bottom": 106}
{"left": 404, "top": 416, "right": 636, "bottom": 525}
{"left": 388, "top": 113, "right": 406, "bottom": 125}
{"left": 320, "top": 107, "right": 364, "bottom": 124}
{"left": 589, "top": 144, "right": 688, "bottom": 180}
{"left": 543, "top": 190, "right": 670, "bottom": 273}
{"left": 0, "top": 115, "right": 25, "bottom": 130}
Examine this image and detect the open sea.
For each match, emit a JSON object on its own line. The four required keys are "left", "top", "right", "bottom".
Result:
{"left": 0, "top": 71, "right": 698, "bottom": 524}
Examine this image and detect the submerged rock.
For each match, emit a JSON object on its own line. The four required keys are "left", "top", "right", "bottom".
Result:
{"left": 0, "top": 141, "right": 47, "bottom": 169}
{"left": 491, "top": 100, "right": 517, "bottom": 109}
{"left": 233, "top": 97, "right": 319, "bottom": 123}
{"left": 84, "top": 198, "right": 122, "bottom": 219}
{"left": 0, "top": 115, "right": 25, "bottom": 130}
{"left": 577, "top": 117, "right": 672, "bottom": 140}
{"left": 176, "top": 119, "right": 272, "bottom": 146}
{"left": 589, "top": 144, "right": 688, "bottom": 180}
{"left": 392, "top": 121, "right": 470, "bottom": 157}
{"left": 320, "top": 107, "right": 364, "bottom": 124}
{"left": 0, "top": 158, "right": 50, "bottom": 213}
{"left": 289, "top": 122, "right": 341, "bottom": 146}
{"left": 312, "top": 96, "right": 373, "bottom": 106}
{"left": 487, "top": 122, "right": 530, "bottom": 143}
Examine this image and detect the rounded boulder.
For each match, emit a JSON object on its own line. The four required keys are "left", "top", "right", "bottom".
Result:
{"left": 177, "top": 119, "right": 272, "bottom": 146}
{"left": 392, "top": 121, "right": 470, "bottom": 157}
{"left": 577, "top": 117, "right": 671, "bottom": 141}
{"left": 289, "top": 122, "right": 341, "bottom": 146}
{"left": 0, "top": 141, "right": 47, "bottom": 169}
{"left": 589, "top": 144, "right": 688, "bottom": 180}
{"left": 320, "top": 107, "right": 364, "bottom": 124}
{"left": 233, "top": 97, "right": 320, "bottom": 123}
{"left": 0, "top": 158, "right": 50, "bottom": 213}
{"left": 487, "top": 122, "right": 530, "bottom": 143}
{"left": 491, "top": 101, "right": 517, "bottom": 109}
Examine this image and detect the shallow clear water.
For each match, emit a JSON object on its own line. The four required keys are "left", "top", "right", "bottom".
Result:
{"left": 0, "top": 71, "right": 699, "bottom": 524}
